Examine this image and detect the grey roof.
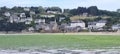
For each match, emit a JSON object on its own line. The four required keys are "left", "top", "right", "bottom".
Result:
{"left": 88, "top": 22, "right": 97, "bottom": 25}
{"left": 113, "top": 24, "right": 120, "bottom": 27}
{"left": 98, "top": 20, "right": 107, "bottom": 23}
{"left": 71, "top": 20, "right": 84, "bottom": 23}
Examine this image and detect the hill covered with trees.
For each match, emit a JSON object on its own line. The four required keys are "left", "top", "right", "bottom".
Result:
{"left": 64, "top": 6, "right": 120, "bottom": 17}
{"left": 0, "top": 6, "right": 120, "bottom": 32}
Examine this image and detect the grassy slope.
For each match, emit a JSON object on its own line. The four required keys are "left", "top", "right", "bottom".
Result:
{"left": 70, "top": 15, "right": 110, "bottom": 20}
{"left": 0, "top": 34, "right": 120, "bottom": 49}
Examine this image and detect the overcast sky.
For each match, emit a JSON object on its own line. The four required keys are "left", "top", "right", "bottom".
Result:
{"left": 0, "top": 0, "right": 120, "bottom": 11}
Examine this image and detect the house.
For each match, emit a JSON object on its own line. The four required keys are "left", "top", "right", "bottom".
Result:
{"left": 4, "top": 12, "right": 11, "bottom": 17}
{"left": 42, "top": 21, "right": 58, "bottom": 32}
{"left": 40, "top": 14, "right": 55, "bottom": 18}
{"left": 34, "top": 19, "right": 45, "bottom": 24}
{"left": 59, "top": 17, "right": 65, "bottom": 22}
{"left": 88, "top": 20, "right": 107, "bottom": 29}
{"left": 35, "top": 24, "right": 43, "bottom": 30}
{"left": 112, "top": 24, "right": 120, "bottom": 30}
{"left": 9, "top": 12, "right": 33, "bottom": 23}
{"left": 59, "top": 23, "right": 68, "bottom": 28}
{"left": 62, "top": 20, "right": 86, "bottom": 32}
{"left": 44, "top": 24, "right": 53, "bottom": 31}
{"left": 19, "top": 13, "right": 33, "bottom": 23}
{"left": 19, "top": 18, "right": 26, "bottom": 22}
{"left": 81, "top": 12, "right": 88, "bottom": 16}
{"left": 24, "top": 8, "right": 30, "bottom": 11}
{"left": 26, "top": 17, "right": 33, "bottom": 21}
{"left": 117, "top": 9, "right": 120, "bottom": 13}
{"left": 9, "top": 14, "right": 20, "bottom": 23}
{"left": 88, "top": 20, "right": 107, "bottom": 32}
{"left": 34, "top": 20, "right": 46, "bottom": 31}
{"left": 96, "top": 20, "right": 107, "bottom": 28}
{"left": 50, "top": 21, "right": 58, "bottom": 30}
{"left": 30, "top": 11, "right": 35, "bottom": 15}
{"left": 59, "top": 23, "right": 69, "bottom": 32}
{"left": 25, "top": 20, "right": 31, "bottom": 24}
{"left": 47, "top": 11, "right": 61, "bottom": 14}
{"left": 88, "top": 22, "right": 97, "bottom": 29}
{"left": 67, "top": 20, "right": 85, "bottom": 29}
{"left": 28, "top": 27, "right": 34, "bottom": 32}
{"left": 24, "top": 17, "right": 33, "bottom": 24}
{"left": 20, "top": 13, "right": 26, "bottom": 18}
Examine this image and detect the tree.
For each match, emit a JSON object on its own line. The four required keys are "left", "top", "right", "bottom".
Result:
{"left": 76, "top": 7, "right": 87, "bottom": 15}
{"left": 0, "top": 18, "right": 26, "bottom": 32}
{"left": 38, "top": 6, "right": 45, "bottom": 13}
{"left": 46, "top": 7, "right": 62, "bottom": 12}
{"left": 94, "top": 17, "right": 102, "bottom": 21}
{"left": 117, "top": 9, "right": 120, "bottom": 13}
{"left": 105, "top": 17, "right": 119, "bottom": 28}
{"left": 69, "top": 9, "right": 77, "bottom": 15}
{"left": 87, "top": 6, "right": 99, "bottom": 16}
{"left": 30, "top": 7, "right": 40, "bottom": 14}
{"left": 11, "top": 6, "right": 24, "bottom": 12}
{"left": 63, "top": 9, "right": 70, "bottom": 13}
{"left": 82, "top": 19, "right": 94, "bottom": 27}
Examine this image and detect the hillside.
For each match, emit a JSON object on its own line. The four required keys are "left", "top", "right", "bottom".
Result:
{"left": 70, "top": 15, "right": 111, "bottom": 20}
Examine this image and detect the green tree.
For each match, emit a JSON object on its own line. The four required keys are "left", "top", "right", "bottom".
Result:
{"left": 38, "top": 6, "right": 45, "bottom": 13}
{"left": 11, "top": 6, "right": 24, "bottom": 12}
{"left": 69, "top": 9, "right": 77, "bottom": 15}
{"left": 46, "top": 7, "right": 62, "bottom": 12}
{"left": 87, "top": 6, "right": 99, "bottom": 16}
{"left": 94, "top": 17, "right": 102, "bottom": 21}
{"left": 117, "top": 9, "right": 120, "bottom": 13}
{"left": 76, "top": 7, "right": 87, "bottom": 15}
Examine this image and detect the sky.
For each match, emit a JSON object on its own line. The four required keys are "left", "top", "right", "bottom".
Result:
{"left": 0, "top": 0, "right": 120, "bottom": 11}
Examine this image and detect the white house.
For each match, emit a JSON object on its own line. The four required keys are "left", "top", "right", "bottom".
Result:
{"left": 82, "top": 12, "right": 88, "bottom": 16}
{"left": 30, "top": 11, "right": 35, "bottom": 15}
{"left": 8, "top": 12, "right": 33, "bottom": 24}
{"left": 34, "top": 19, "right": 45, "bottom": 24}
{"left": 96, "top": 20, "right": 107, "bottom": 28}
{"left": 24, "top": 8, "right": 30, "bottom": 11}
{"left": 41, "top": 15, "right": 55, "bottom": 18}
{"left": 19, "top": 18, "right": 26, "bottom": 22}
{"left": 59, "top": 17, "right": 65, "bottom": 22}
{"left": 20, "top": 13, "right": 26, "bottom": 18}
{"left": 28, "top": 27, "right": 34, "bottom": 31}
{"left": 25, "top": 20, "right": 31, "bottom": 24}
{"left": 47, "top": 11, "right": 61, "bottom": 14}
{"left": 4, "top": 12, "right": 11, "bottom": 17}
{"left": 24, "top": 17, "right": 33, "bottom": 24}
{"left": 112, "top": 24, "right": 120, "bottom": 30}
{"left": 44, "top": 24, "right": 53, "bottom": 31}
{"left": 88, "top": 22, "right": 97, "bottom": 29}
{"left": 66, "top": 20, "right": 86, "bottom": 29}
{"left": 88, "top": 20, "right": 107, "bottom": 29}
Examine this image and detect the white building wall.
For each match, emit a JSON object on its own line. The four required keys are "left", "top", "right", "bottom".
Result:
{"left": 4, "top": 12, "right": 11, "bottom": 16}
{"left": 96, "top": 23, "right": 106, "bottom": 28}
{"left": 70, "top": 23, "right": 85, "bottom": 28}
{"left": 35, "top": 19, "right": 45, "bottom": 23}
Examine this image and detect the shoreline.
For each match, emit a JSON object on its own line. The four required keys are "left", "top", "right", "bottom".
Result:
{"left": 0, "top": 49, "right": 120, "bottom": 54}
{"left": 0, "top": 32, "right": 120, "bottom": 35}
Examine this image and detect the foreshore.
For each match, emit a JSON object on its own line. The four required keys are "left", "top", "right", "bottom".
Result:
{"left": 0, "top": 32, "right": 120, "bottom": 35}
{"left": 0, "top": 49, "right": 120, "bottom": 54}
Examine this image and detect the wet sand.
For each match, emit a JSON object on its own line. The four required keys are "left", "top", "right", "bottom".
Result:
{"left": 0, "top": 49, "right": 120, "bottom": 54}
